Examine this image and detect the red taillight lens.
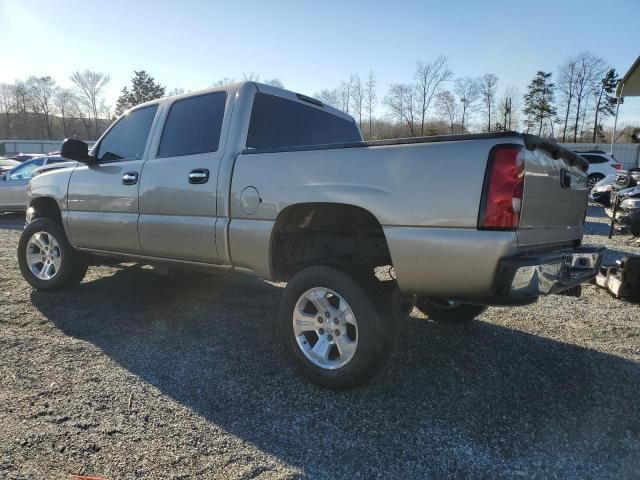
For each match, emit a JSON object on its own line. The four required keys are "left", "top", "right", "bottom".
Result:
{"left": 612, "top": 163, "right": 623, "bottom": 170}
{"left": 479, "top": 145, "right": 524, "bottom": 230}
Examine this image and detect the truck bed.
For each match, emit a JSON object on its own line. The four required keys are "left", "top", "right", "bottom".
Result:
{"left": 243, "top": 131, "right": 588, "bottom": 173}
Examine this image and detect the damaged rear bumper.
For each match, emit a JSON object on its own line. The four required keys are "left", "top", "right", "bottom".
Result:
{"left": 494, "top": 246, "right": 604, "bottom": 298}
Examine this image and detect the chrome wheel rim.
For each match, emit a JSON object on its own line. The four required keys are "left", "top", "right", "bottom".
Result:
{"left": 25, "top": 231, "right": 62, "bottom": 280}
{"left": 292, "top": 287, "right": 358, "bottom": 370}
{"left": 588, "top": 176, "right": 602, "bottom": 190}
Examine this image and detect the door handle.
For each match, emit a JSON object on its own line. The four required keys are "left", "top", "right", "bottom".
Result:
{"left": 188, "top": 169, "right": 209, "bottom": 184}
{"left": 122, "top": 172, "right": 138, "bottom": 185}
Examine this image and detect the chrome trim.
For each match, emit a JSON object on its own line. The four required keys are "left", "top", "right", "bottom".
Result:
{"left": 508, "top": 248, "right": 604, "bottom": 297}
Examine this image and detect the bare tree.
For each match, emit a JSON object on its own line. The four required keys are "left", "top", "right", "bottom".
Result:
{"left": 571, "top": 52, "right": 605, "bottom": 142}
{"left": 454, "top": 77, "right": 479, "bottom": 133}
{"left": 385, "top": 84, "right": 416, "bottom": 136}
{"left": 498, "top": 86, "right": 521, "bottom": 131}
{"left": 167, "top": 87, "right": 186, "bottom": 96}
{"left": 435, "top": 91, "right": 458, "bottom": 133}
{"left": 364, "top": 70, "right": 377, "bottom": 139}
{"left": 70, "top": 70, "right": 110, "bottom": 139}
{"left": 338, "top": 78, "right": 354, "bottom": 113}
{"left": 25, "top": 76, "right": 57, "bottom": 139}
{"left": 211, "top": 77, "right": 235, "bottom": 87}
{"left": 264, "top": 78, "right": 285, "bottom": 88}
{"left": 414, "top": 55, "right": 453, "bottom": 136}
{"left": 497, "top": 96, "right": 511, "bottom": 131}
{"left": 0, "top": 83, "right": 17, "bottom": 137}
{"left": 557, "top": 57, "right": 578, "bottom": 142}
{"left": 350, "top": 74, "right": 364, "bottom": 127}
{"left": 66, "top": 93, "right": 92, "bottom": 139}
{"left": 478, "top": 73, "right": 498, "bottom": 132}
{"left": 54, "top": 88, "right": 76, "bottom": 137}
{"left": 314, "top": 88, "right": 341, "bottom": 109}
{"left": 241, "top": 72, "right": 260, "bottom": 82}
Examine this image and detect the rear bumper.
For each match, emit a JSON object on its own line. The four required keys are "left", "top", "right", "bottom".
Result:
{"left": 494, "top": 246, "right": 604, "bottom": 298}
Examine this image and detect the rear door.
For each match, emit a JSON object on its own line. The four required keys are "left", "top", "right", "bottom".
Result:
{"left": 138, "top": 91, "right": 229, "bottom": 263}
{"left": 518, "top": 142, "right": 588, "bottom": 247}
{"left": 66, "top": 104, "right": 159, "bottom": 253}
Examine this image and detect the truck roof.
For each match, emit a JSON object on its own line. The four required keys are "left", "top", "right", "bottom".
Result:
{"left": 126, "top": 81, "right": 355, "bottom": 124}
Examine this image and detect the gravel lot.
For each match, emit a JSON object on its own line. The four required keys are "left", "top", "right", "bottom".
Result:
{"left": 1, "top": 207, "right": 639, "bottom": 479}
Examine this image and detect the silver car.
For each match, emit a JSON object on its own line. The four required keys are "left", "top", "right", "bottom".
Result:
{"left": 0, "top": 155, "right": 68, "bottom": 212}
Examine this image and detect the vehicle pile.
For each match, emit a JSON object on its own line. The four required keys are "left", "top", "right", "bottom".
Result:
{"left": 590, "top": 168, "right": 640, "bottom": 236}
{"left": 589, "top": 167, "right": 640, "bottom": 299}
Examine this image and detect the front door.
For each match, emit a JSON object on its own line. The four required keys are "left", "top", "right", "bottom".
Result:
{"left": 138, "top": 91, "right": 228, "bottom": 263}
{"left": 66, "top": 104, "right": 159, "bottom": 253}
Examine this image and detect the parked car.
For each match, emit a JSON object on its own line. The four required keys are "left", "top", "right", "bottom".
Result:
{"left": 574, "top": 150, "right": 624, "bottom": 189}
{"left": 591, "top": 169, "right": 640, "bottom": 207}
{"left": 19, "top": 82, "right": 602, "bottom": 388}
{"left": 7, "top": 153, "right": 44, "bottom": 163}
{"left": 0, "top": 155, "right": 69, "bottom": 212}
{"left": 0, "top": 158, "right": 20, "bottom": 174}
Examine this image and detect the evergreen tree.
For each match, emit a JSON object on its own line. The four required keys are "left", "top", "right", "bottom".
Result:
{"left": 592, "top": 68, "right": 618, "bottom": 142}
{"left": 523, "top": 71, "right": 556, "bottom": 137}
{"left": 115, "top": 71, "right": 166, "bottom": 116}
{"left": 114, "top": 87, "right": 131, "bottom": 116}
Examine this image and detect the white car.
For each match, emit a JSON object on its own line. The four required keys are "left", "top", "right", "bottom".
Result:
{"left": 0, "top": 155, "right": 69, "bottom": 212}
{"left": 574, "top": 150, "right": 624, "bottom": 189}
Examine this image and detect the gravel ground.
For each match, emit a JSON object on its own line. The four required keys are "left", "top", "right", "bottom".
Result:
{"left": 0, "top": 207, "right": 639, "bottom": 480}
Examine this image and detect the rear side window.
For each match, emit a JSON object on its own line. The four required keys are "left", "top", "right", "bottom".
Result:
{"left": 581, "top": 154, "right": 607, "bottom": 164}
{"left": 96, "top": 105, "right": 158, "bottom": 162}
{"left": 158, "top": 92, "right": 227, "bottom": 158}
{"left": 246, "top": 93, "right": 361, "bottom": 150}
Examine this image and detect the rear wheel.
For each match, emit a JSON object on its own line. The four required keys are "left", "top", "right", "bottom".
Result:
{"left": 278, "top": 266, "right": 397, "bottom": 389}
{"left": 18, "top": 218, "right": 87, "bottom": 291}
{"left": 416, "top": 297, "right": 487, "bottom": 323}
{"left": 588, "top": 173, "right": 605, "bottom": 190}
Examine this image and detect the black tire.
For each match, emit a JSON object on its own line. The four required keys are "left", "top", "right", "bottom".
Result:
{"left": 416, "top": 298, "right": 487, "bottom": 323}
{"left": 588, "top": 173, "right": 605, "bottom": 190}
{"left": 278, "top": 265, "right": 397, "bottom": 389}
{"left": 18, "top": 218, "right": 87, "bottom": 291}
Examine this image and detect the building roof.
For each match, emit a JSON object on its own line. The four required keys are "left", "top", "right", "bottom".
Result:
{"left": 616, "top": 56, "right": 640, "bottom": 97}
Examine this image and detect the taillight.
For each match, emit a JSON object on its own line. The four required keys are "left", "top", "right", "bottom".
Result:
{"left": 612, "top": 163, "right": 623, "bottom": 170}
{"left": 478, "top": 145, "right": 524, "bottom": 230}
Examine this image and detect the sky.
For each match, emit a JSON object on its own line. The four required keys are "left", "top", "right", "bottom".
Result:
{"left": 2, "top": 0, "right": 640, "bottom": 127}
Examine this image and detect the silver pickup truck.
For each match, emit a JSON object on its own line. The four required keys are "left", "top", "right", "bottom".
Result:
{"left": 19, "top": 82, "right": 603, "bottom": 388}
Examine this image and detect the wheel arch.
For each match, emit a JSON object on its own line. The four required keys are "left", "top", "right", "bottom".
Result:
{"left": 27, "top": 196, "right": 63, "bottom": 225}
{"left": 269, "top": 202, "right": 392, "bottom": 281}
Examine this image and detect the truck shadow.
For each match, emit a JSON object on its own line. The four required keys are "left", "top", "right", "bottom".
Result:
{"left": 0, "top": 212, "right": 24, "bottom": 231}
{"left": 31, "top": 266, "right": 640, "bottom": 477}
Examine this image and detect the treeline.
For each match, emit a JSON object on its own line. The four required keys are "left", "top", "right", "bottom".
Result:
{"left": 0, "top": 70, "right": 112, "bottom": 140}
{"left": 1, "top": 53, "right": 638, "bottom": 144}
{"left": 315, "top": 51, "right": 632, "bottom": 143}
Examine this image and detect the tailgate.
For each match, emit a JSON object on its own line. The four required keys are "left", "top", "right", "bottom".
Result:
{"left": 517, "top": 135, "right": 588, "bottom": 247}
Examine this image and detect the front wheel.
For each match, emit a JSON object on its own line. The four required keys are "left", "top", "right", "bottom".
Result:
{"left": 416, "top": 297, "right": 487, "bottom": 323}
{"left": 18, "top": 218, "right": 87, "bottom": 291}
{"left": 278, "top": 266, "right": 397, "bottom": 389}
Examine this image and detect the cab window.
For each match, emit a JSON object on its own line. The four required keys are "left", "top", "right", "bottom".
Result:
{"left": 157, "top": 92, "right": 227, "bottom": 158}
{"left": 95, "top": 105, "right": 158, "bottom": 162}
{"left": 246, "top": 93, "right": 362, "bottom": 149}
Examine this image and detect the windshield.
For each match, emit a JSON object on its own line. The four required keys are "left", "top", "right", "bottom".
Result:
{"left": 8, "top": 158, "right": 45, "bottom": 180}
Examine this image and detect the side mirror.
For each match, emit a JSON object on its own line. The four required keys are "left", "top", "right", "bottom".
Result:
{"left": 60, "top": 139, "right": 94, "bottom": 164}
